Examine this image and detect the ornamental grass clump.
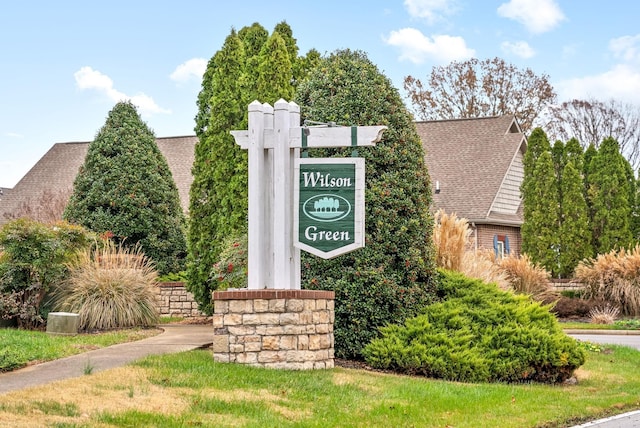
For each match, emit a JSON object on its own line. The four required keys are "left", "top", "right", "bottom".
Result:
{"left": 498, "top": 254, "right": 557, "bottom": 303}
{"left": 460, "top": 249, "right": 510, "bottom": 290}
{"left": 575, "top": 245, "right": 640, "bottom": 316}
{"left": 53, "top": 241, "right": 159, "bottom": 331}
{"left": 433, "top": 210, "right": 471, "bottom": 272}
{"left": 363, "top": 270, "right": 586, "bottom": 384}
{"left": 588, "top": 305, "right": 620, "bottom": 324}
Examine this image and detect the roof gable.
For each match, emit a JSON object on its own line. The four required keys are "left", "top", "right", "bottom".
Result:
{"left": 416, "top": 115, "right": 526, "bottom": 225}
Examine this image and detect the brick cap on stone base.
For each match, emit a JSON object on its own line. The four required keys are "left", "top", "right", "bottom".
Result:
{"left": 212, "top": 289, "right": 334, "bottom": 300}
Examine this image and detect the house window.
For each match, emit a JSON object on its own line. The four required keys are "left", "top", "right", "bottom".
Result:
{"left": 493, "top": 234, "right": 510, "bottom": 259}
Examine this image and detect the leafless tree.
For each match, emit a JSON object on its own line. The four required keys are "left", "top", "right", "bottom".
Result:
{"left": 404, "top": 57, "right": 556, "bottom": 134}
{"left": 537, "top": 98, "right": 640, "bottom": 171}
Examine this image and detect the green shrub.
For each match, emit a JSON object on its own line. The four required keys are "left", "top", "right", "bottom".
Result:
{"left": 157, "top": 271, "right": 187, "bottom": 283}
{"left": 209, "top": 232, "right": 248, "bottom": 290}
{"left": 297, "top": 50, "right": 437, "bottom": 359}
{"left": 0, "top": 219, "right": 93, "bottom": 329}
{"left": 64, "top": 101, "right": 187, "bottom": 276}
{"left": 363, "top": 270, "right": 586, "bottom": 383}
{"left": 52, "top": 241, "right": 159, "bottom": 331}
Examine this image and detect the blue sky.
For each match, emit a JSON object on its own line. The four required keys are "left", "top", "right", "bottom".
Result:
{"left": 2, "top": 0, "right": 639, "bottom": 188}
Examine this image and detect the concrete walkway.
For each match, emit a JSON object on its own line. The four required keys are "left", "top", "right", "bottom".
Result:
{"left": 0, "top": 323, "right": 213, "bottom": 395}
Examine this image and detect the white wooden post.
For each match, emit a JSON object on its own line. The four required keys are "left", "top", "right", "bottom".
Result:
{"left": 263, "top": 103, "right": 274, "bottom": 289}
{"left": 247, "top": 101, "right": 266, "bottom": 289}
{"left": 289, "top": 104, "right": 302, "bottom": 289}
{"left": 273, "top": 100, "right": 293, "bottom": 288}
{"left": 232, "top": 99, "right": 386, "bottom": 290}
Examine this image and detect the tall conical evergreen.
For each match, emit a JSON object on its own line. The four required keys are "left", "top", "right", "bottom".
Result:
{"left": 296, "top": 50, "right": 437, "bottom": 359}
{"left": 187, "top": 23, "right": 307, "bottom": 314}
{"left": 256, "top": 32, "right": 294, "bottom": 102}
{"left": 64, "top": 101, "right": 187, "bottom": 275}
{"left": 522, "top": 127, "right": 552, "bottom": 181}
{"left": 589, "top": 137, "right": 633, "bottom": 253}
{"left": 558, "top": 160, "right": 592, "bottom": 276}
{"left": 521, "top": 151, "right": 560, "bottom": 274}
{"left": 565, "top": 138, "right": 584, "bottom": 171}
{"left": 521, "top": 128, "right": 553, "bottom": 269}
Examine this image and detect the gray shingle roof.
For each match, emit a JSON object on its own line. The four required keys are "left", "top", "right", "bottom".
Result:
{"left": 0, "top": 136, "right": 196, "bottom": 223}
{"left": 1, "top": 117, "right": 526, "bottom": 228}
{"left": 415, "top": 115, "right": 526, "bottom": 225}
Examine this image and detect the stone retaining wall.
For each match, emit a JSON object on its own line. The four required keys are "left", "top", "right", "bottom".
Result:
{"left": 155, "top": 282, "right": 205, "bottom": 317}
{"left": 212, "top": 289, "right": 334, "bottom": 370}
{"left": 549, "top": 279, "right": 584, "bottom": 292}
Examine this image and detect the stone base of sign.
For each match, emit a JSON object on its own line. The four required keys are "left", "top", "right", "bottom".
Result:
{"left": 212, "top": 289, "right": 335, "bottom": 370}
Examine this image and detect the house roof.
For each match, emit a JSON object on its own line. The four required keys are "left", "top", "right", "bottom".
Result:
{"left": 1, "top": 117, "right": 526, "bottom": 228}
{"left": 415, "top": 115, "right": 527, "bottom": 226}
{"left": 0, "top": 136, "right": 197, "bottom": 224}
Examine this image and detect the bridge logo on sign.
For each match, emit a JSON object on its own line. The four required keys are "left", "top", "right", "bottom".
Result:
{"left": 302, "top": 194, "right": 351, "bottom": 222}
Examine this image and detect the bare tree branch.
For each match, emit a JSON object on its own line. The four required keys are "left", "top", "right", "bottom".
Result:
{"left": 404, "top": 57, "right": 556, "bottom": 133}
{"left": 538, "top": 98, "right": 640, "bottom": 171}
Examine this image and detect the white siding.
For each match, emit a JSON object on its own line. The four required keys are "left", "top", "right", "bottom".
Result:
{"left": 492, "top": 150, "right": 524, "bottom": 214}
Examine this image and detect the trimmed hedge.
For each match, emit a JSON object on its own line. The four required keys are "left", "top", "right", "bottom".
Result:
{"left": 363, "top": 270, "right": 586, "bottom": 383}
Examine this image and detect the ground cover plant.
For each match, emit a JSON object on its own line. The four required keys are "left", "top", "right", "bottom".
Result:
{"left": 363, "top": 270, "right": 586, "bottom": 383}
{"left": 0, "top": 327, "right": 159, "bottom": 372}
{"left": 1, "top": 345, "right": 639, "bottom": 427}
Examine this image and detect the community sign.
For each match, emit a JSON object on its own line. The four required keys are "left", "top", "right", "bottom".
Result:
{"left": 294, "top": 157, "right": 365, "bottom": 259}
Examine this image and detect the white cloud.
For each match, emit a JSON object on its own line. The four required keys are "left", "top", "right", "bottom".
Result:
{"left": 609, "top": 34, "right": 640, "bottom": 63}
{"left": 170, "top": 58, "right": 207, "bottom": 83}
{"left": 557, "top": 34, "right": 640, "bottom": 105}
{"left": 4, "top": 132, "right": 24, "bottom": 138}
{"left": 404, "top": 0, "right": 458, "bottom": 25}
{"left": 497, "top": 0, "right": 565, "bottom": 34}
{"left": 74, "top": 66, "right": 171, "bottom": 116}
{"left": 501, "top": 41, "right": 536, "bottom": 59}
{"left": 384, "top": 27, "right": 475, "bottom": 64}
{"left": 557, "top": 64, "right": 640, "bottom": 104}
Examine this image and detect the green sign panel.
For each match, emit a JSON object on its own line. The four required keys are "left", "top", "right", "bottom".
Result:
{"left": 294, "top": 158, "right": 365, "bottom": 259}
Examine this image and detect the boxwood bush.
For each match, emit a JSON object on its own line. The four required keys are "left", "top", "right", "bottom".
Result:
{"left": 363, "top": 270, "right": 586, "bottom": 383}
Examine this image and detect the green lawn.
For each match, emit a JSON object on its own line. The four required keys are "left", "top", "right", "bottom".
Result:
{"left": 0, "top": 327, "right": 160, "bottom": 372}
{"left": 560, "top": 319, "right": 640, "bottom": 330}
{"left": 1, "top": 329, "right": 640, "bottom": 427}
{"left": 99, "top": 344, "right": 640, "bottom": 427}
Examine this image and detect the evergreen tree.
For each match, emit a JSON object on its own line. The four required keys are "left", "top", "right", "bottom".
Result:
{"left": 521, "top": 152, "right": 560, "bottom": 274}
{"left": 187, "top": 29, "right": 248, "bottom": 314}
{"left": 256, "top": 32, "right": 294, "bottom": 102}
{"left": 622, "top": 159, "right": 640, "bottom": 239}
{"left": 583, "top": 142, "right": 598, "bottom": 250}
{"left": 238, "top": 23, "right": 269, "bottom": 99}
{"left": 565, "top": 138, "right": 584, "bottom": 171}
{"left": 523, "top": 128, "right": 552, "bottom": 178}
{"left": 589, "top": 137, "right": 633, "bottom": 253}
{"left": 521, "top": 128, "right": 553, "bottom": 269}
{"left": 187, "top": 23, "right": 306, "bottom": 314}
{"left": 64, "top": 101, "right": 187, "bottom": 275}
{"left": 296, "top": 50, "right": 437, "bottom": 359}
{"left": 558, "top": 160, "right": 592, "bottom": 276}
